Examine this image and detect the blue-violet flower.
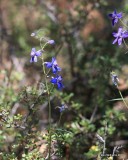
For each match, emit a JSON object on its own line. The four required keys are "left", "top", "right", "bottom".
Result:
{"left": 51, "top": 75, "right": 64, "bottom": 90}
{"left": 47, "top": 40, "right": 55, "bottom": 45}
{"left": 108, "top": 10, "right": 122, "bottom": 26}
{"left": 45, "top": 57, "right": 61, "bottom": 74}
{"left": 59, "top": 105, "right": 65, "bottom": 112}
{"left": 30, "top": 48, "right": 42, "bottom": 63}
{"left": 112, "top": 27, "right": 128, "bottom": 45}
{"left": 111, "top": 72, "right": 119, "bottom": 86}
{"left": 31, "top": 32, "right": 36, "bottom": 37}
{"left": 59, "top": 104, "right": 68, "bottom": 112}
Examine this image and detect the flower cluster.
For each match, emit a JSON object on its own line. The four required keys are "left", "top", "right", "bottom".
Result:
{"left": 30, "top": 39, "right": 63, "bottom": 90}
{"left": 108, "top": 10, "right": 128, "bottom": 46}
{"left": 30, "top": 39, "right": 55, "bottom": 63}
{"left": 45, "top": 58, "right": 64, "bottom": 90}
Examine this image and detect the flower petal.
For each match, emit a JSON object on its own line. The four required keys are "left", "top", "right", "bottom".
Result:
{"left": 118, "top": 27, "right": 123, "bottom": 33}
{"left": 118, "top": 37, "right": 122, "bottom": 45}
{"left": 57, "top": 82, "right": 63, "bottom": 90}
{"left": 117, "top": 13, "right": 122, "bottom": 18}
{"left": 34, "top": 56, "right": 37, "bottom": 62}
{"left": 52, "top": 66, "right": 57, "bottom": 74}
{"left": 108, "top": 13, "right": 113, "bottom": 18}
{"left": 122, "top": 32, "right": 128, "bottom": 38}
{"left": 52, "top": 57, "right": 56, "bottom": 64}
{"left": 48, "top": 40, "right": 55, "bottom": 45}
{"left": 114, "top": 10, "right": 117, "bottom": 14}
{"left": 30, "top": 57, "right": 34, "bottom": 63}
{"left": 112, "top": 38, "right": 118, "bottom": 44}
{"left": 45, "top": 62, "right": 52, "bottom": 68}
{"left": 31, "top": 48, "right": 36, "bottom": 56}
{"left": 112, "top": 32, "right": 118, "bottom": 37}
{"left": 114, "top": 18, "right": 118, "bottom": 24}
{"left": 58, "top": 75, "right": 62, "bottom": 81}
{"left": 51, "top": 77, "right": 57, "bottom": 84}
{"left": 36, "top": 50, "right": 42, "bottom": 56}
{"left": 112, "top": 19, "right": 115, "bottom": 26}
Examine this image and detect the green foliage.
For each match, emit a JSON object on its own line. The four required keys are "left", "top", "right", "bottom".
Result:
{"left": 1, "top": 0, "right": 128, "bottom": 159}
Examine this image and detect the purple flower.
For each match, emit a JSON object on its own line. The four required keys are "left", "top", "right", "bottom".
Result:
{"left": 45, "top": 57, "right": 61, "bottom": 74}
{"left": 30, "top": 48, "right": 42, "bottom": 63}
{"left": 59, "top": 104, "right": 68, "bottom": 112}
{"left": 59, "top": 105, "right": 65, "bottom": 112}
{"left": 111, "top": 72, "right": 119, "bottom": 86}
{"left": 112, "top": 27, "right": 128, "bottom": 45}
{"left": 47, "top": 40, "right": 55, "bottom": 45}
{"left": 108, "top": 10, "right": 122, "bottom": 26}
{"left": 51, "top": 75, "right": 64, "bottom": 90}
{"left": 31, "top": 32, "right": 36, "bottom": 37}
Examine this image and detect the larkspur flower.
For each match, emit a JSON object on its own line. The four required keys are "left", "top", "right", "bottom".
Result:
{"left": 51, "top": 75, "right": 64, "bottom": 90}
{"left": 31, "top": 32, "right": 36, "bottom": 37}
{"left": 30, "top": 48, "right": 42, "bottom": 63}
{"left": 59, "top": 104, "right": 68, "bottom": 112}
{"left": 112, "top": 27, "right": 128, "bottom": 45}
{"left": 111, "top": 72, "right": 119, "bottom": 86}
{"left": 59, "top": 105, "right": 65, "bottom": 112}
{"left": 47, "top": 40, "right": 55, "bottom": 45}
{"left": 45, "top": 57, "right": 61, "bottom": 74}
{"left": 108, "top": 10, "right": 122, "bottom": 26}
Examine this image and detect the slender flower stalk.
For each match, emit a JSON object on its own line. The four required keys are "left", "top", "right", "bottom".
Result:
{"left": 117, "top": 86, "right": 128, "bottom": 109}
{"left": 119, "top": 17, "right": 128, "bottom": 53}
{"left": 111, "top": 72, "right": 128, "bottom": 109}
{"left": 40, "top": 38, "right": 55, "bottom": 50}
{"left": 30, "top": 32, "right": 61, "bottom": 159}
{"left": 58, "top": 113, "right": 62, "bottom": 126}
{"left": 40, "top": 41, "right": 52, "bottom": 160}
{"left": 58, "top": 104, "right": 67, "bottom": 126}
{"left": 42, "top": 58, "right": 52, "bottom": 160}
{"left": 119, "top": 19, "right": 128, "bottom": 29}
{"left": 122, "top": 38, "right": 128, "bottom": 54}
{"left": 102, "top": 122, "right": 107, "bottom": 156}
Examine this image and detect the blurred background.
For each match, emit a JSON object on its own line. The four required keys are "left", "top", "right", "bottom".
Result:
{"left": 1, "top": 0, "right": 128, "bottom": 159}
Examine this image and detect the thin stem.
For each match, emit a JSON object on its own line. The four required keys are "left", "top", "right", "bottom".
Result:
{"left": 40, "top": 41, "right": 52, "bottom": 160}
{"left": 123, "top": 39, "right": 128, "bottom": 54}
{"left": 102, "top": 121, "right": 107, "bottom": 156}
{"left": 58, "top": 113, "right": 62, "bottom": 126}
{"left": 123, "top": 39, "right": 128, "bottom": 48}
{"left": 119, "top": 19, "right": 128, "bottom": 54}
{"left": 40, "top": 39, "right": 48, "bottom": 51}
{"left": 119, "top": 19, "right": 128, "bottom": 29}
{"left": 112, "top": 146, "right": 117, "bottom": 159}
{"left": 117, "top": 86, "right": 128, "bottom": 109}
{"left": 43, "top": 58, "right": 52, "bottom": 160}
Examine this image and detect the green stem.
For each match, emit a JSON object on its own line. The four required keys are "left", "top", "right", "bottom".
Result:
{"left": 117, "top": 86, "right": 128, "bottom": 109}
{"left": 119, "top": 19, "right": 128, "bottom": 29}
{"left": 58, "top": 113, "right": 62, "bottom": 126}
{"left": 40, "top": 39, "right": 48, "bottom": 51}
{"left": 123, "top": 39, "right": 128, "bottom": 54}
{"left": 119, "top": 19, "right": 128, "bottom": 54}
{"left": 40, "top": 41, "right": 52, "bottom": 160}
{"left": 43, "top": 59, "right": 52, "bottom": 160}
